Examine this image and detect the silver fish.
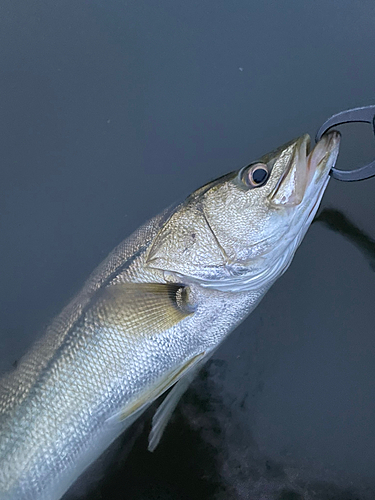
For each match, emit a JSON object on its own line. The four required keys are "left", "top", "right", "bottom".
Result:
{"left": 0, "top": 131, "right": 340, "bottom": 499}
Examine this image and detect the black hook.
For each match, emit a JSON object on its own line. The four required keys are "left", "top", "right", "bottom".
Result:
{"left": 316, "top": 105, "right": 375, "bottom": 181}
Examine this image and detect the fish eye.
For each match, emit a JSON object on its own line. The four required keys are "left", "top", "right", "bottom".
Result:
{"left": 244, "top": 163, "right": 269, "bottom": 187}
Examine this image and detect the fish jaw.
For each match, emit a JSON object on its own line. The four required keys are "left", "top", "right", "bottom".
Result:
{"left": 270, "top": 131, "right": 341, "bottom": 208}
{"left": 281, "top": 130, "right": 341, "bottom": 243}
{"left": 268, "top": 134, "right": 311, "bottom": 207}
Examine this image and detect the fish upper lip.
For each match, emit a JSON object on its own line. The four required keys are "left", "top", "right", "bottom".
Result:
{"left": 269, "top": 133, "right": 311, "bottom": 207}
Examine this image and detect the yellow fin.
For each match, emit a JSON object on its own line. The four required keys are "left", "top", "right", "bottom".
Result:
{"left": 107, "top": 352, "right": 205, "bottom": 424}
{"left": 90, "top": 282, "right": 194, "bottom": 337}
{"left": 148, "top": 354, "right": 207, "bottom": 451}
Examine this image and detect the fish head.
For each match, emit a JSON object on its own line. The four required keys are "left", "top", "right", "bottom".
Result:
{"left": 147, "top": 131, "right": 340, "bottom": 291}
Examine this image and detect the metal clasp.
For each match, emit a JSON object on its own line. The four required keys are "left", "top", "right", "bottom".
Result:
{"left": 316, "top": 105, "right": 375, "bottom": 181}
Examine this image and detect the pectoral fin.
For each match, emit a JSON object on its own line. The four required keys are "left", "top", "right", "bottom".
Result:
{"left": 92, "top": 281, "right": 194, "bottom": 336}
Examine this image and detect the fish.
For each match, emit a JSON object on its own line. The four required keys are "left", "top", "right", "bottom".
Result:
{"left": 0, "top": 131, "right": 340, "bottom": 500}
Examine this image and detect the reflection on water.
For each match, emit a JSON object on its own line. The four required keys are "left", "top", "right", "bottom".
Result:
{"left": 315, "top": 208, "right": 375, "bottom": 271}
{"left": 64, "top": 358, "right": 373, "bottom": 499}
{"left": 64, "top": 361, "right": 224, "bottom": 500}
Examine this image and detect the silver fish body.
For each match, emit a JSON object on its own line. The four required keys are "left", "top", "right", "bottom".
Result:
{"left": 0, "top": 131, "right": 340, "bottom": 499}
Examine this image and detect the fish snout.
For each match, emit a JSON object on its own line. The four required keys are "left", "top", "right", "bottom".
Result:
{"left": 269, "top": 131, "right": 340, "bottom": 208}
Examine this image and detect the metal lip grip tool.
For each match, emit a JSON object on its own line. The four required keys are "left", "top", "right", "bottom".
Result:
{"left": 316, "top": 105, "right": 375, "bottom": 182}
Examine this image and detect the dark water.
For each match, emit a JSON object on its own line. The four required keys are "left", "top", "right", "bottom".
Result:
{"left": 1, "top": 1, "right": 375, "bottom": 499}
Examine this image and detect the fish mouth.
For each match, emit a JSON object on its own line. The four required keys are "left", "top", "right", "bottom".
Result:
{"left": 270, "top": 130, "right": 341, "bottom": 207}
{"left": 306, "top": 130, "right": 341, "bottom": 183}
